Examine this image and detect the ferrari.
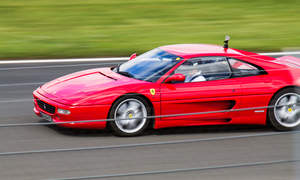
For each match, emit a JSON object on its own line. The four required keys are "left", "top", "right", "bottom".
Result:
{"left": 33, "top": 39, "right": 300, "bottom": 136}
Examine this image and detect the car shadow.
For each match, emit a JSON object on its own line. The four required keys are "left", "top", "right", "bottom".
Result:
{"left": 153, "top": 125, "right": 273, "bottom": 136}
{"left": 47, "top": 125, "right": 113, "bottom": 137}
{"left": 43, "top": 119, "right": 273, "bottom": 137}
{"left": 37, "top": 120, "right": 111, "bottom": 137}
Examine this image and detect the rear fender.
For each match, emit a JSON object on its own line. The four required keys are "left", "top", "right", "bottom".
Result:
{"left": 275, "top": 56, "right": 300, "bottom": 68}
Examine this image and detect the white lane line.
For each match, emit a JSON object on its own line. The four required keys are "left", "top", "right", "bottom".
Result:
{"left": 53, "top": 159, "right": 299, "bottom": 180}
{"left": 0, "top": 130, "right": 297, "bottom": 156}
{"left": 0, "top": 62, "right": 121, "bottom": 71}
{"left": 0, "top": 51, "right": 299, "bottom": 64}
{"left": 0, "top": 99, "right": 32, "bottom": 103}
{"left": 0, "top": 51, "right": 299, "bottom": 87}
{"left": 260, "top": 52, "right": 300, "bottom": 56}
{"left": 0, "top": 82, "right": 44, "bottom": 87}
{"left": 0, "top": 57, "right": 129, "bottom": 64}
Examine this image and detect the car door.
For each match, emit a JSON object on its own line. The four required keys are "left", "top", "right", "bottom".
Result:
{"left": 158, "top": 56, "right": 242, "bottom": 129}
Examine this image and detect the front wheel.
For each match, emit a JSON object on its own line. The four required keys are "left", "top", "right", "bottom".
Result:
{"left": 108, "top": 96, "right": 152, "bottom": 136}
{"left": 268, "top": 88, "right": 300, "bottom": 131}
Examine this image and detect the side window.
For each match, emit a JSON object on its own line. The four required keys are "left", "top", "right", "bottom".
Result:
{"left": 228, "top": 58, "right": 261, "bottom": 77}
{"left": 174, "top": 56, "right": 231, "bottom": 83}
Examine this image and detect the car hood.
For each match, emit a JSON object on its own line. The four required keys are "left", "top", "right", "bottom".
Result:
{"left": 39, "top": 68, "right": 137, "bottom": 105}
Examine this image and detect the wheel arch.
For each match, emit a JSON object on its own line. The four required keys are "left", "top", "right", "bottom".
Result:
{"left": 107, "top": 93, "right": 156, "bottom": 129}
{"left": 266, "top": 85, "right": 300, "bottom": 125}
{"left": 271, "top": 86, "right": 300, "bottom": 100}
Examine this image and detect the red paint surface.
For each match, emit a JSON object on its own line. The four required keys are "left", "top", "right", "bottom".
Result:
{"left": 33, "top": 44, "right": 300, "bottom": 130}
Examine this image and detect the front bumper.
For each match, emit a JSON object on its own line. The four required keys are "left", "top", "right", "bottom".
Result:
{"left": 33, "top": 90, "right": 110, "bottom": 129}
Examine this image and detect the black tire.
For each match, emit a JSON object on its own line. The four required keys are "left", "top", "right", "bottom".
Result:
{"left": 108, "top": 95, "right": 152, "bottom": 137}
{"left": 268, "top": 87, "right": 300, "bottom": 131}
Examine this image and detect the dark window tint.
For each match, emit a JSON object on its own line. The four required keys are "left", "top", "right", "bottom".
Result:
{"left": 175, "top": 56, "right": 231, "bottom": 83}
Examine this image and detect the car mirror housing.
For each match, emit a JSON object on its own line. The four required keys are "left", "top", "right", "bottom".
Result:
{"left": 129, "top": 53, "right": 137, "bottom": 60}
{"left": 164, "top": 73, "right": 185, "bottom": 83}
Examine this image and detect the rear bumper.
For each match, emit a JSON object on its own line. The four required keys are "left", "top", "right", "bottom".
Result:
{"left": 33, "top": 90, "right": 110, "bottom": 129}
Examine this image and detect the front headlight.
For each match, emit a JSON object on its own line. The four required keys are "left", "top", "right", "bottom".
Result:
{"left": 57, "top": 108, "right": 71, "bottom": 115}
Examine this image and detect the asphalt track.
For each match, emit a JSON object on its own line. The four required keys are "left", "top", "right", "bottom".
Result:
{"left": 1, "top": 55, "right": 300, "bottom": 180}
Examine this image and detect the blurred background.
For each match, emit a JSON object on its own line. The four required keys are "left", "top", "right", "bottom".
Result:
{"left": 0, "top": 1, "right": 300, "bottom": 179}
{"left": 0, "top": 0, "right": 299, "bottom": 59}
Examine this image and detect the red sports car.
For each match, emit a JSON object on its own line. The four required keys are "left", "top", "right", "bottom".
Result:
{"left": 33, "top": 43, "right": 300, "bottom": 136}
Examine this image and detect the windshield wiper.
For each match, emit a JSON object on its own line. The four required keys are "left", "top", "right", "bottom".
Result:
{"left": 115, "top": 64, "right": 135, "bottom": 78}
{"left": 115, "top": 64, "right": 121, "bottom": 72}
{"left": 118, "top": 71, "right": 134, "bottom": 78}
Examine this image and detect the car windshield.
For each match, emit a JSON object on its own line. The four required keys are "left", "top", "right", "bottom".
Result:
{"left": 115, "top": 48, "right": 182, "bottom": 82}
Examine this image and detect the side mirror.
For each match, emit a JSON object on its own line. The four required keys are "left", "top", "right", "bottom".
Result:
{"left": 129, "top": 53, "right": 137, "bottom": 60}
{"left": 164, "top": 73, "right": 185, "bottom": 83}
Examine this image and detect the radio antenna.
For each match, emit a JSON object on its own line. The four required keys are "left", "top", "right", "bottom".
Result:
{"left": 224, "top": 35, "right": 230, "bottom": 49}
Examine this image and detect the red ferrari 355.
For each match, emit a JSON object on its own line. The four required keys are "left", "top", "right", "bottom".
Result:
{"left": 33, "top": 40, "right": 300, "bottom": 136}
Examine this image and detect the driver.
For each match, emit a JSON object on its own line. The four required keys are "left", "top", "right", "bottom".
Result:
{"left": 185, "top": 69, "right": 206, "bottom": 82}
{"left": 190, "top": 70, "right": 206, "bottom": 82}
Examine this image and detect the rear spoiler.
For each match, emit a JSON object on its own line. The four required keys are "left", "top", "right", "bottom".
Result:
{"left": 274, "top": 56, "right": 300, "bottom": 68}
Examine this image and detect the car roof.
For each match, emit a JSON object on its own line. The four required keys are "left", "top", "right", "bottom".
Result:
{"left": 159, "top": 44, "right": 243, "bottom": 58}
{"left": 159, "top": 43, "right": 276, "bottom": 61}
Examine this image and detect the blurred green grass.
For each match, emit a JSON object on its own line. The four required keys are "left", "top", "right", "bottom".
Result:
{"left": 0, "top": 0, "right": 299, "bottom": 59}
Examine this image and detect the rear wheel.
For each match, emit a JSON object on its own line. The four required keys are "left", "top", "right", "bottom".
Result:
{"left": 108, "top": 96, "right": 152, "bottom": 136}
{"left": 268, "top": 88, "right": 300, "bottom": 131}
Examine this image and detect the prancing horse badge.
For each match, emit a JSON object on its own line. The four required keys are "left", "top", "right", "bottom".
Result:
{"left": 150, "top": 88, "right": 155, "bottom": 95}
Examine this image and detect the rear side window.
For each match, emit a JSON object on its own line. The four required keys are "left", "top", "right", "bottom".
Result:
{"left": 228, "top": 58, "right": 261, "bottom": 77}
